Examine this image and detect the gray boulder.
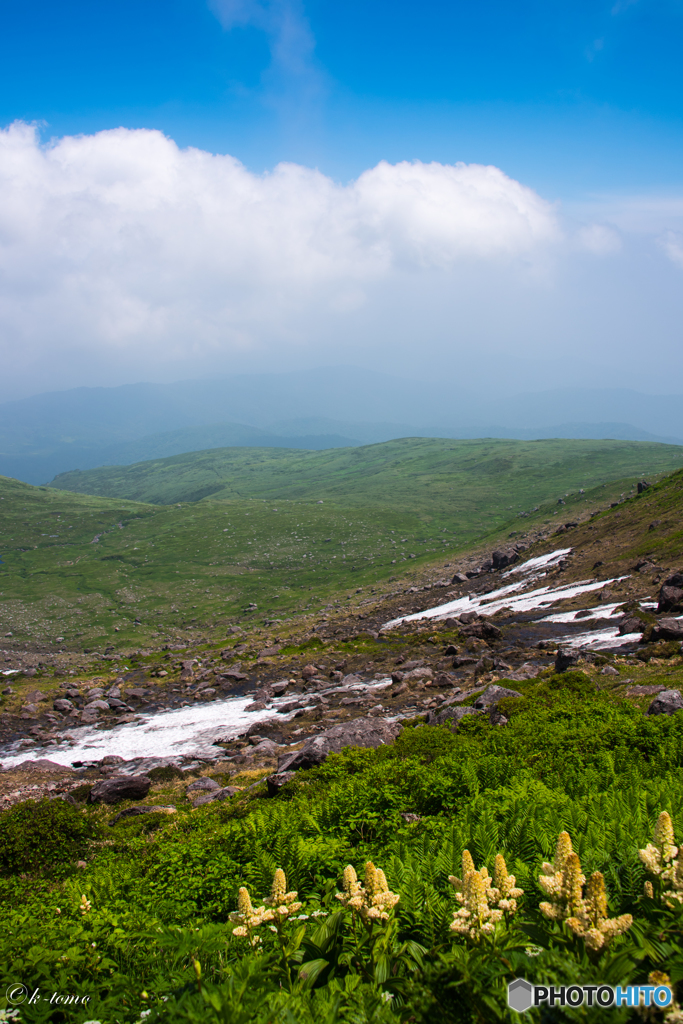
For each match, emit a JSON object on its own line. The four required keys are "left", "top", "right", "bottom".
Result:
{"left": 277, "top": 717, "right": 403, "bottom": 773}
{"left": 89, "top": 775, "right": 152, "bottom": 804}
{"left": 647, "top": 689, "right": 683, "bottom": 717}
{"left": 84, "top": 699, "right": 110, "bottom": 711}
{"left": 186, "top": 778, "right": 220, "bottom": 794}
{"left": 53, "top": 698, "right": 74, "bottom": 712}
{"left": 473, "top": 684, "right": 522, "bottom": 709}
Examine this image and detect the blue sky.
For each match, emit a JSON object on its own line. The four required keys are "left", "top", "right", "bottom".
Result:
{"left": 0, "top": 0, "right": 682, "bottom": 401}
{"left": 2, "top": 0, "right": 682, "bottom": 195}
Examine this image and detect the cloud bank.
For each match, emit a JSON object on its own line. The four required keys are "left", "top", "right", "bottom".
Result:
{"left": 0, "top": 121, "right": 681, "bottom": 399}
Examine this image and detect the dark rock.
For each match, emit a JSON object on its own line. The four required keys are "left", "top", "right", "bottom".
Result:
{"left": 245, "top": 701, "right": 267, "bottom": 712}
{"left": 465, "top": 570, "right": 479, "bottom": 579}
{"left": 391, "top": 671, "right": 405, "bottom": 684}
{"left": 301, "top": 665, "right": 317, "bottom": 680}
{"left": 271, "top": 681, "right": 289, "bottom": 695}
{"left": 488, "top": 707, "right": 509, "bottom": 727}
{"left": 89, "top": 775, "right": 152, "bottom": 804}
{"left": 451, "top": 573, "right": 469, "bottom": 584}
{"left": 100, "top": 755, "right": 124, "bottom": 766}
{"left": 109, "top": 805, "right": 154, "bottom": 825}
{"left": 266, "top": 771, "right": 297, "bottom": 796}
{"left": 474, "top": 656, "right": 494, "bottom": 676}
{"left": 444, "top": 644, "right": 458, "bottom": 655}
{"left": 647, "top": 689, "right": 683, "bottom": 716}
{"left": 491, "top": 549, "right": 519, "bottom": 570}
{"left": 461, "top": 620, "right": 502, "bottom": 640}
{"left": 651, "top": 618, "right": 683, "bottom": 641}
{"left": 426, "top": 705, "right": 481, "bottom": 727}
{"left": 277, "top": 717, "right": 403, "bottom": 773}
{"left": 619, "top": 617, "right": 645, "bottom": 636}
{"left": 637, "top": 481, "right": 651, "bottom": 494}
{"left": 277, "top": 701, "right": 304, "bottom": 714}
{"left": 53, "top": 698, "right": 74, "bottom": 712}
{"left": 473, "top": 684, "right": 522, "bottom": 708}
{"left": 658, "top": 586, "right": 683, "bottom": 614}
{"left": 555, "top": 648, "right": 580, "bottom": 673}
{"left": 433, "top": 673, "right": 458, "bottom": 687}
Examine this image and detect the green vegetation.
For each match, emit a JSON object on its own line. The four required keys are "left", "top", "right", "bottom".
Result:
{"left": 51, "top": 436, "right": 683, "bottom": 512}
{"left": 3, "top": 437, "right": 683, "bottom": 648}
{"left": 1, "top": 671, "right": 683, "bottom": 1021}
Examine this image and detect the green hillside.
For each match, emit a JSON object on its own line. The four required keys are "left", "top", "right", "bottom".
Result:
{"left": 2, "top": 437, "right": 683, "bottom": 649}
{"left": 51, "top": 437, "right": 683, "bottom": 515}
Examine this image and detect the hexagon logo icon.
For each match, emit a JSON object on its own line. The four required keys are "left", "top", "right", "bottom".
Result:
{"left": 508, "top": 978, "right": 534, "bottom": 1013}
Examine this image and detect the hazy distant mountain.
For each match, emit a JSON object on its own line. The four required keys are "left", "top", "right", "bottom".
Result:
{"left": 0, "top": 366, "right": 682, "bottom": 485}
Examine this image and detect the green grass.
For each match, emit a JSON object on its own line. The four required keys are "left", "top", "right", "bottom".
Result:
{"left": 3, "top": 437, "right": 683, "bottom": 648}
{"left": 2, "top": 669, "right": 683, "bottom": 1021}
{"left": 50, "top": 437, "right": 683, "bottom": 517}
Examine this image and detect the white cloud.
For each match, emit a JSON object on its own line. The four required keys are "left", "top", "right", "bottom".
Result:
{"left": 2, "top": 121, "right": 682, "bottom": 400}
{"left": 575, "top": 223, "right": 622, "bottom": 254}
{"left": 660, "top": 231, "right": 683, "bottom": 270}
{"left": 0, "top": 122, "right": 560, "bottom": 384}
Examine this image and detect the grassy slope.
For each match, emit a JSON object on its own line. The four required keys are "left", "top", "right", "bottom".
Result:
{"left": 50, "top": 437, "right": 683, "bottom": 515}
{"left": 3, "top": 437, "right": 683, "bottom": 650}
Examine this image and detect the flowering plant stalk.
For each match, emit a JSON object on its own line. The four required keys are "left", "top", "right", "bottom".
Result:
{"left": 639, "top": 811, "right": 683, "bottom": 908}
{"left": 449, "top": 850, "right": 523, "bottom": 942}
{"left": 539, "top": 831, "right": 632, "bottom": 953}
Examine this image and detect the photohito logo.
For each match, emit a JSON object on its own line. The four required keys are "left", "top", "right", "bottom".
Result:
{"left": 508, "top": 979, "right": 673, "bottom": 1012}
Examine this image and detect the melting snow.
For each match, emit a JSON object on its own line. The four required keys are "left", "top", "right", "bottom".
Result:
{"left": 0, "top": 694, "right": 298, "bottom": 769}
{"left": 557, "top": 627, "right": 642, "bottom": 651}
{"left": 504, "top": 548, "right": 572, "bottom": 576}
{"left": 383, "top": 576, "right": 629, "bottom": 629}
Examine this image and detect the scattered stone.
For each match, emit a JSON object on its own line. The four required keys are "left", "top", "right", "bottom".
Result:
{"left": 619, "top": 617, "right": 644, "bottom": 636}
{"left": 404, "top": 667, "right": 433, "bottom": 681}
{"left": 473, "top": 684, "right": 522, "bottom": 708}
{"left": 86, "top": 688, "right": 104, "bottom": 699}
{"left": 600, "top": 665, "right": 619, "bottom": 676}
{"left": 26, "top": 690, "right": 48, "bottom": 703}
{"left": 651, "top": 618, "right": 683, "bottom": 642}
{"left": 186, "top": 778, "right": 220, "bottom": 794}
{"left": 101, "top": 755, "right": 124, "bottom": 765}
{"left": 658, "top": 574, "right": 683, "bottom": 612}
{"left": 88, "top": 775, "right": 152, "bottom": 804}
{"left": 555, "top": 648, "right": 580, "bottom": 673}
{"left": 271, "top": 681, "right": 289, "bottom": 695}
{"left": 276, "top": 718, "right": 403, "bottom": 774}
{"left": 426, "top": 705, "right": 481, "bottom": 727}
{"left": 301, "top": 665, "right": 317, "bottom": 680}
{"left": 266, "top": 771, "right": 297, "bottom": 796}
{"left": 53, "top": 699, "right": 74, "bottom": 712}
{"left": 647, "top": 690, "right": 683, "bottom": 717}
{"left": 245, "top": 701, "right": 267, "bottom": 712}
{"left": 491, "top": 549, "right": 518, "bottom": 570}
{"left": 109, "top": 805, "right": 177, "bottom": 825}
